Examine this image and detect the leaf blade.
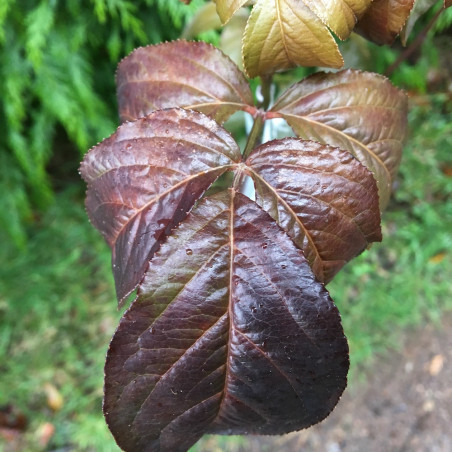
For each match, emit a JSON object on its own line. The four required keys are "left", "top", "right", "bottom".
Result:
{"left": 216, "top": 0, "right": 250, "bottom": 24}
{"left": 302, "top": 0, "right": 373, "bottom": 39}
{"left": 104, "top": 190, "right": 349, "bottom": 451}
{"left": 242, "top": 0, "right": 343, "bottom": 78}
{"left": 246, "top": 138, "right": 381, "bottom": 283}
{"left": 116, "top": 40, "right": 254, "bottom": 124}
{"left": 355, "top": 0, "right": 416, "bottom": 45}
{"left": 271, "top": 69, "right": 408, "bottom": 209}
{"left": 80, "top": 108, "right": 241, "bottom": 304}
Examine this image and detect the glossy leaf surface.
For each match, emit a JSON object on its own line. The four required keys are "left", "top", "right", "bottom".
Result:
{"left": 104, "top": 190, "right": 349, "bottom": 452}
{"left": 270, "top": 69, "right": 408, "bottom": 209}
{"left": 80, "top": 108, "right": 240, "bottom": 304}
{"left": 355, "top": 0, "right": 415, "bottom": 45}
{"left": 116, "top": 41, "right": 254, "bottom": 124}
{"left": 242, "top": 0, "right": 343, "bottom": 78}
{"left": 246, "top": 139, "right": 381, "bottom": 284}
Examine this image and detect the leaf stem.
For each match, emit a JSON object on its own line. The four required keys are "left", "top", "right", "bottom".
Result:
{"left": 259, "top": 75, "right": 272, "bottom": 110}
{"left": 242, "top": 113, "right": 264, "bottom": 161}
{"left": 242, "top": 75, "right": 273, "bottom": 161}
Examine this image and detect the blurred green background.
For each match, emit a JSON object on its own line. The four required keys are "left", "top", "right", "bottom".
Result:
{"left": 0, "top": 1, "right": 451, "bottom": 451}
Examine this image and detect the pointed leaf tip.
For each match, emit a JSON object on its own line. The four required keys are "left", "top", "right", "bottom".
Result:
{"left": 216, "top": 0, "right": 249, "bottom": 24}
{"left": 104, "top": 190, "right": 349, "bottom": 451}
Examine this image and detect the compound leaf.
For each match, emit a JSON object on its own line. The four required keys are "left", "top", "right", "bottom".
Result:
{"left": 270, "top": 69, "right": 408, "bottom": 209}
{"left": 80, "top": 108, "right": 240, "bottom": 305}
{"left": 116, "top": 40, "right": 254, "bottom": 124}
{"left": 246, "top": 138, "right": 381, "bottom": 284}
{"left": 104, "top": 190, "right": 349, "bottom": 452}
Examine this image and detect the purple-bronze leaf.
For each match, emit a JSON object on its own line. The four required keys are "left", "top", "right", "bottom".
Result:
{"left": 80, "top": 108, "right": 240, "bottom": 305}
{"left": 246, "top": 138, "right": 381, "bottom": 284}
{"left": 354, "top": 0, "right": 415, "bottom": 45}
{"left": 270, "top": 69, "right": 408, "bottom": 210}
{"left": 116, "top": 40, "right": 255, "bottom": 124}
{"left": 104, "top": 190, "right": 349, "bottom": 452}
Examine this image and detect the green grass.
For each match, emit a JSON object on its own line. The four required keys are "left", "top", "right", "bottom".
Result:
{"left": 0, "top": 96, "right": 451, "bottom": 451}
{"left": 330, "top": 94, "right": 452, "bottom": 371}
{"left": 0, "top": 186, "right": 121, "bottom": 451}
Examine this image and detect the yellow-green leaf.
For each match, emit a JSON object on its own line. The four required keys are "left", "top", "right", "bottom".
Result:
{"left": 216, "top": 0, "right": 250, "bottom": 24}
{"left": 303, "top": 0, "right": 373, "bottom": 39}
{"left": 220, "top": 8, "right": 249, "bottom": 68}
{"left": 242, "top": 0, "right": 343, "bottom": 78}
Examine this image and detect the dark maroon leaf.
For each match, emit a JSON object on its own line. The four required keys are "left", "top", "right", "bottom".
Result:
{"left": 354, "top": 0, "right": 416, "bottom": 45}
{"left": 270, "top": 69, "right": 408, "bottom": 209}
{"left": 246, "top": 138, "right": 381, "bottom": 284}
{"left": 104, "top": 190, "right": 349, "bottom": 452}
{"left": 80, "top": 108, "right": 241, "bottom": 304}
{"left": 116, "top": 40, "right": 255, "bottom": 124}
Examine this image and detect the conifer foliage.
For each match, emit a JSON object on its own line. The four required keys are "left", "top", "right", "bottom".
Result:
{"left": 0, "top": 0, "right": 204, "bottom": 247}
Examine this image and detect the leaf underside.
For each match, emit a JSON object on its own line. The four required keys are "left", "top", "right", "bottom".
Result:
{"left": 116, "top": 40, "right": 254, "bottom": 124}
{"left": 216, "top": 0, "right": 249, "bottom": 24}
{"left": 270, "top": 69, "right": 408, "bottom": 209}
{"left": 104, "top": 190, "right": 349, "bottom": 452}
{"left": 400, "top": 0, "right": 438, "bottom": 45}
{"left": 80, "top": 108, "right": 241, "bottom": 304}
